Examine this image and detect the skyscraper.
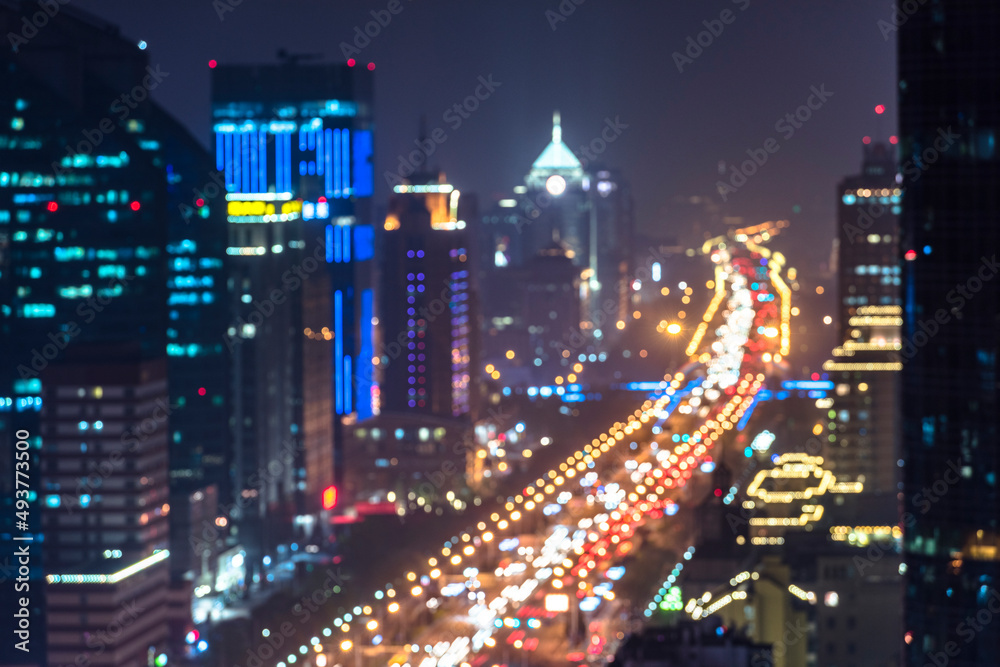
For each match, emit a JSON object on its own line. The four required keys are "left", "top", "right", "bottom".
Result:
{"left": 0, "top": 5, "right": 224, "bottom": 661}
{"left": 823, "top": 141, "right": 901, "bottom": 514}
{"left": 835, "top": 140, "right": 902, "bottom": 342}
{"left": 380, "top": 172, "right": 478, "bottom": 418}
{"left": 211, "top": 61, "right": 376, "bottom": 558}
{"left": 479, "top": 112, "right": 634, "bottom": 380}
{"left": 899, "top": 2, "right": 1000, "bottom": 662}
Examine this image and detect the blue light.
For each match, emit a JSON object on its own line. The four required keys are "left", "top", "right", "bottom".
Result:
{"left": 224, "top": 132, "right": 233, "bottom": 189}
{"left": 357, "top": 289, "right": 375, "bottom": 420}
{"left": 258, "top": 130, "right": 267, "bottom": 188}
{"left": 782, "top": 380, "right": 834, "bottom": 390}
{"left": 333, "top": 129, "right": 342, "bottom": 197}
{"left": 352, "top": 130, "right": 374, "bottom": 197}
{"left": 700, "top": 461, "right": 715, "bottom": 473}
{"left": 325, "top": 128, "right": 333, "bottom": 196}
{"left": 341, "top": 129, "right": 350, "bottom": 195}
{"left": 342, "top": 226, "right": 351, "bottom": 262}
{"left": 354, "top": 225, "right": 375, "bottom": 261}
{"left": 923, "top": 245, "right": 932, "bottom": 255}
{"left": 335, "top": 290, "right": 344, "bottom": 414}
{"left": 326, "top": 225, "right": 334, "bottom": 263}
{"left": 242, "top": 131, "right": 250, "bottom": 191}
{"left": 344, "top": 355, "right": 352, "bottom": 413}
{"left": 744, "top": 447, "right": 753, "bottom": 457}
{"left": 78, "top": 420, "right": 88, "bottom": 430}
{"left": 45, "top": 495, "right": 60, "bottom": 508}
{"left": 79, "top": 494, "right": 91, "bottom": 508}
{"left": 197, "top": 640, "right": 208, "bottom": 652}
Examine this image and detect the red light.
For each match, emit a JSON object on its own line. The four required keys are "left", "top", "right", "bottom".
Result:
{"left": 208, "top": 59, "right": 217, "bottom": 68}
{"left": 322, "top": 485, "right": 338, "bottom": 510}
{"left": 347, "top": 58, "right": 356, "bottom": 67}
{"left": 862, "top": 136, "right": 871, "bottom": 145}
{"left": 195, "top": 198, "right": 204, "bottom": 207}
{"left": 875, "top": 104, "right": 886, "bottom": 115}
{"left": 198, "top": 387, "right": 206, "bottom": 396}
{"left": 46, "top": 201, "right": 58, "bottom": 212}
{"left": 889, "top": 135, "right": 899, "bottom": 145}
{"left": 811, "top": 372, "right": 819, "bottom": 381}
{"left": 905, "top": 249, "right": 918, "bottom": 261}
{"left": 714, "top": 488, "right": 722, "bottom": 497}
{"left": 318, "top": 196, "right": 327, "bottom": 203}
{"left": 367, "top": 62, "right": 375, "bottom": 71}
{"left": 130, "top": 201, "right": 140, "bottom": 211}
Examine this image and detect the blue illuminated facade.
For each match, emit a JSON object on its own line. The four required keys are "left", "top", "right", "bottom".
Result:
{"left": 212, "top": 63, "right": 376, "bottom": 548}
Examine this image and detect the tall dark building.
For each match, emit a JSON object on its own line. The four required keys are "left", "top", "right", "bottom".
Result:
{"left": 824, "top": 141, "right": 902, "bottom": 516}
{"left": 0, "top": 5, "right": 227, "bottom": 662}
{"left": 836, "top": 140, "right": 902, "bottom": 342}
{"left": 899, "top": 2, "right": 1000, "bottom": 663}
{"left": 211, "top": 61, "right": 376, "bottom": 560}
{"left": 380, "top": 173, "right": 478, "bottom": 418}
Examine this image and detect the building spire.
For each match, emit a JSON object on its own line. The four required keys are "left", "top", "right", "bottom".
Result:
{"left": 553, "top": 110, "right": 562, "bottom": 144}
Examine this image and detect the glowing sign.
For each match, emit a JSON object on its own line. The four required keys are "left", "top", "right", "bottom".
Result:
{"left": 322, "top": 485, "right": 338, "bottom": 510}
{"left": 227, "top": 199, "right": 302, "bottom": 220}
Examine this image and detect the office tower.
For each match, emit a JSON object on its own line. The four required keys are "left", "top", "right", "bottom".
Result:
{"left": 899, "top": 2, "right": 1000, "bottom": 663}
{"left": 38, "top": 346, "right": 172, "bottom": 667}
{"left": 212, "top": 62, "right": 376, "bottom": 556}
{"left": 523, "top": 239, "right": 583, "bottom": 377}
{"left": 823, "top": 142, "right": 901, "bottom": 511}
{"left": 0, "top": 5, "right": 231, "bottom": 613}
{"left": 39, "top": 349, "right": 170, "bottom": 567}
{"left": 341, "top": 172, "right": 479, "bottom": 509}
{"left": 835, "top": 140, "right": 902, "bottom": 342}
{"left": 380, "top": 173, "right": 478, "bottom": 418}
{"left": 0, "top": 6, "right": 224, "bottom": 661}
{"left": 479, "top": 112, "right": 633, "bottom": 380}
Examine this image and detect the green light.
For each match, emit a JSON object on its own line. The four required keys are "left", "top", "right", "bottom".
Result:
{"left": 155, "top": 653, "right": 168, "bottom": 667}
{"left": 658, "top": 586, "right": 683, "bottom": 611}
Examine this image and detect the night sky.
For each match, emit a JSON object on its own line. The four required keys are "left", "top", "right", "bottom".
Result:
{"left": 74, "top": 0, "right": 896, "bottom": 274}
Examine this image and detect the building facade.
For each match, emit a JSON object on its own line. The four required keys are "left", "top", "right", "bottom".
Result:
{"left": 211, "top": 61, "right": 376, "bottom": 560}
{"left": 899, "top": 2, "right": 1000, "bottom": 663}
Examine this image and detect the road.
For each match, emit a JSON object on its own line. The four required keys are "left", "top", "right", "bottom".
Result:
{"left": 260, "top": 222, "right": 792, "bottom": 667}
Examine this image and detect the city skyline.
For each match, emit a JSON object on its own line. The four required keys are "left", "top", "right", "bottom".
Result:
{"left": 1, "top": 2, "right": 997, "bottom": 667}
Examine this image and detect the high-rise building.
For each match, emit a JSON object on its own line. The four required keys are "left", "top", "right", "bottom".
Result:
{"left": 0, "top": 5, "right": 226, "bottom": 661}
{"left": 39, "top": 349, "right": 170, "bottom": 568}
{"left": 380, "top": 173, "right": 478, "bottom": 418}
{"left": 835, "top": 140, "right": 902, "bottom": 342}
{"left": 479, "top": 112, "right": 634, "bottom": 380}
{"left": 823, "top": 142, "right": 902, "bottom": 513}
{"left": 37, "top": 346, "right": 173, "bottom": 667}
{"left": 899, "top": 2, "right": 1000, "bottom": 662}
{"left": 340, "top": 172, "right": 479, "bottom": 509}
{"left": 211, "top": 62, "right": 376, "bottom": 558}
